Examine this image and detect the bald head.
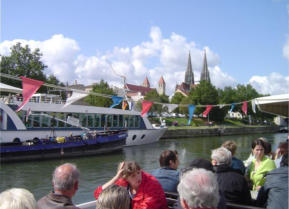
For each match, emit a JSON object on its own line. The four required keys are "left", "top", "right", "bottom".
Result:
{"left": 52, "top": 163, "right": 79, "bottom": 191}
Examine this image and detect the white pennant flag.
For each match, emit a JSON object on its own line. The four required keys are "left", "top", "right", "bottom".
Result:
{"left": 251, "top": 99, "right": 256, "bottom": 113}
{"left": 63, "top": 91, "right": 88, "bottom": 108}
{"left": 162, "top": 104, "right": 178, "bottom": 113}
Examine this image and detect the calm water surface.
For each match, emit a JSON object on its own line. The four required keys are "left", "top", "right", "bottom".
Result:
{"left": 0, "top": 132, "right": 286, "bottom": 205}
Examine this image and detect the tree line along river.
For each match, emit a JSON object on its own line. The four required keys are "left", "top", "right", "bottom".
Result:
{"left": 0, "top": 132, "right": 286, "bottom": 206}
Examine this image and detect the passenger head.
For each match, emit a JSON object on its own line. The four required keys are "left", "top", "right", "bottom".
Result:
{"left": 52, "top": 163, "right": 79, "bottom": 195}
{"left": 96, "top": 185, "right": 130, "bottom": 209}
{"left": 222, "top": 140, "right": 237, "bottom": 156}
{"left": 159, "top": 150, "right": 179, "bottom": 169}
{"left": 0, "top": 188, "right": 37, "bottom": 209}
{"left": 280, "top": 153, "right": 288, "bottom": 167}
{"left": 211, "top": 147, "right": 232, "bottom": 166}
{"left": 120, "top": 161, "right": 142, "bottom": 189}
{"left": 189, "top": 158, "right": 214, "bottom": 172}
{"left": 278, "top": 141, "right": 288, "bottom": 155}
{"left": 251, "top": 139, "right": 266, "bottom": 160}
{"left": 177, "top": 168, "right": 219, "bottom": 209}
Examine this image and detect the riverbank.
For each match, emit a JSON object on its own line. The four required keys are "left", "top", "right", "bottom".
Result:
{"left": 161, "top": 125, "right": 279, "bottom": 139}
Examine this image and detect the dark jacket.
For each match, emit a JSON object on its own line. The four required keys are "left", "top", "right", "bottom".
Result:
{"left": 151, "top": 167, "right": 179, "bottom": 193}
{"left": 256, "top": 166, "right": 288, "bottom": 209}
{"left": 231, "top": 156, "right": 245, "bottom": 175}
{"left": 214, "top": 164, "right": 252, "bottom": 205}
{"left": 37, "top": 192, "right": 80, "bottom": 209}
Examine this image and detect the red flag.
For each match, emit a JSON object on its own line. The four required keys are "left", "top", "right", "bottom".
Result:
{"left": 16, "top": 77, "right": 44, "bottom": 112}
{"left": 141, "top": 101, "right": 153, "bottom": 116}
{"left": 242, "top": 101, "right": 248, "bottom": 115}
{"left": 203, "top": 105, "right": 213, "bottom": 117}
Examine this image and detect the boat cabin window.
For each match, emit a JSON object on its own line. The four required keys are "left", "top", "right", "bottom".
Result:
{"left": 107, "top": 115, "right": 112, "bottom": 127}
{"left": 119, "top": 115, "right": 124, "bottom": 127}
{"left": 113, "top": 115, "right": 118, "bottom": 127}
{"left": 94, "top": 114, "right": 100, "bottom": 127}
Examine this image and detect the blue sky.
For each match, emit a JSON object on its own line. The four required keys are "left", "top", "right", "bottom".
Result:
{"left": 1, "top": 0, "right": 289, "bottom": 96}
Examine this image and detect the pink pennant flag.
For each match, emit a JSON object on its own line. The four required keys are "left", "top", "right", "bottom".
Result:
{"left": 203, "top": 105, "right": 213, "bottom": 117}
{"left": 16, "top": 77, "right": 44, "bottom": 112}
{"left": 141, "top": 101, "right": 153, "bottom": 116}
{"left": 242, "top": 101, "right": 248, "bottom": 115}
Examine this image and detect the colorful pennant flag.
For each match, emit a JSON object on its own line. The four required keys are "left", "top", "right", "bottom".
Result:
{"left": 229, "top": 103, "right": 235, "bottom": 112}
{"left": 242, "top": 101, "right": 248, "bottom": 115}
{"left": 141, "top": 100, "right": 153, "bottom": 116}
{"left": 110, "top": 96, "right": 123, "bottom": 108}
{"left": 63, "top": 91, "right": 88, "bottom": 108}
{"left": 122, "top": 100, "right": 128, "bottom": 110}
{"left": 203, "top": 105, "right": 213, "bottom": 117}
{"left": 187, "top": 104, "right": 196, "bottom": 125}
{"left": 16, "top": 76, "right": 44, "bottom": 112}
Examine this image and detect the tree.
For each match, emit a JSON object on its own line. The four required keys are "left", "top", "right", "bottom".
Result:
{"left": 144, "top": 89, "right": 163, "bottom": 114}
{"left": 171, "top": 92, "right": 185, "bottom": 113}
{"left": 0, "top": 43, "right": 47, "bottom": 88}
{"left": 84, "top": 80, "right": 116, "bottom": 107}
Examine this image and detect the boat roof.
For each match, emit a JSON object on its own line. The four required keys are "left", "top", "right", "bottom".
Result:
{"left": 0, "top": 82, "right": 22, "bottom": 94}
{"left": 253, "top": 94, "right": 289, "bottom": 117}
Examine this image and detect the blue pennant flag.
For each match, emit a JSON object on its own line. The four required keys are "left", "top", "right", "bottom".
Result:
{"left": 229, "top": 103, "right": 235, "bottom": 112}
{"left": 187, "top": 104, "right": 196, "bottom": 125}
{"left": 110, "top": 96, "right": 123, "bottom": 108}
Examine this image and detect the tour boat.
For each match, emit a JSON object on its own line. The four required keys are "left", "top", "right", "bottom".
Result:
{"left": 0, "top": 93, "right": 166, "bottom": 147}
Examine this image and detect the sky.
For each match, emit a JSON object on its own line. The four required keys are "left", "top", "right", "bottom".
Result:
{"left": 1, "top": 0, "right": 289, "bottom": 96}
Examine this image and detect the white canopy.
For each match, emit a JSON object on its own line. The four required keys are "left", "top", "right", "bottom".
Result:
{"left": 0, "top": 82, "right": 22, "bottom": 94}
{"left": 253, "top": 94, "right": 289, "bottom": 117}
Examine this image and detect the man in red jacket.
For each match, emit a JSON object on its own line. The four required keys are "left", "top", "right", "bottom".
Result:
{"left": 94, "top": 161, "right": 168, "bottom": 209}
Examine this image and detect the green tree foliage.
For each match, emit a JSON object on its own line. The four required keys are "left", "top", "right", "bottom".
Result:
{"left": 84, "top": 80, "right": 116, "bottom": 107}
{"left": 0, "top": 43, "right": 47, "bottom": 88}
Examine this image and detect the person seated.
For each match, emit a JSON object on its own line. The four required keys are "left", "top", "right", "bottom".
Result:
{"left": 177, "top": 168, "right": 219, "bottom": 209}
{"left": 151, "top": 150, "right": 179, "bottom": 193}
{"left": 0, "top": 188, "right": 38, "bottom": 209}
{"left": 173, "top": 158, "right": 227, "bottom": 209}
{"left": 246, "top": 139, "right": 276, "bottom": 191}
{"left": 256, "top": 153, "right": 288, "bottom": 209}
{"left": 96, "top": 184, "right": 131, "bottom": 209}
{"left": 211, "top": 147, "right": 252, "bottom": 205}
{"left": 94, "top": 161, "right": 168, "bottom": 209}
{"left": 37, "top": 163, "right": 80, "bottom": 209}
{"left": 222, "top": 140, "right": 245, "bottom": 175}
{"left": 273, "top": 141, "right": 288, "bottom": 168}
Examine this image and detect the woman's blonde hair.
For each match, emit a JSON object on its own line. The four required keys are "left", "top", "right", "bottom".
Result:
{"left": 119, "top": 161, "right": 141, "bottom": 179}
{"left": 96, "top": 185, "right": 130, "bottom": 209}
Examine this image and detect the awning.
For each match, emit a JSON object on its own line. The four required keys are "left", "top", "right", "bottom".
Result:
{"left": 253, "top": 94, "right": 289, "bottom": 117}
{"left": 0, "top": 82, "right": 22, "bottom": 94}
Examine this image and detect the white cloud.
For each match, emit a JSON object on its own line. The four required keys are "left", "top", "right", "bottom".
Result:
{"left": 0, "top": 26, "right": 286, "bottom": 96}
{"left": 249, "top": 72, "right": 289, "bottom": 95}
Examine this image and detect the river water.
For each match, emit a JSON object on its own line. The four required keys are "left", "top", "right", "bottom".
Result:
{"left": 0, "top": 132, "right": 287, "bottom": 205}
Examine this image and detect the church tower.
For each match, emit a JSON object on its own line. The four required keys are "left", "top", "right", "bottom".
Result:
{"left": 200, "top": 50, "right": 210, "bottom": 83}
{"left": 184, "top": 52, "right": 194, "bottom": 87}
{"left": 157, "top": 76, "right": 166, "bottom": 95}
{"left": 142, "top": 76, "right": 150, "bottom": 88}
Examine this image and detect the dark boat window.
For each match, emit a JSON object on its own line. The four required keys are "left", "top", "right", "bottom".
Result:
{"left": 107, "top": 115, "right": 112, "bottom": 127}
{"left": 132, "top": 135, "right": 137, "bottom": 140}
{"left": 58, "top": 113, "right": 65, "bottom": 128}
{"left": 141, "top": 134, "right": 145, "bottom": 139}
{"left": 135, "top": 116, "right": 140, "bottom": 128}
{"left": 94, "top": 114, "right": 100, "bottom": 127}
{"left": 41, "top": 112, "right": 50, "bottom": 128}
{"left": 80, "top": 114, "right": 88, "bottom": 127}
{"left": 88, "top": 114, "right": 94, "bottom": 128}
{"left": 119, "top": 115, "right": 124, "bottom": 127}
{"left": 124, "top": 115, "right": 129, "bottom": 128}
{"left": 128, "top": 115, "right": 134, "bottom": 128}
{"left": 113, "top": 115, "right": 118, "bottom": 127}
{"left": 33, "top": 113, "right": 41, "bottom": 128}
{"left": 101, "top": 114, "right": 106, "bottom": 128}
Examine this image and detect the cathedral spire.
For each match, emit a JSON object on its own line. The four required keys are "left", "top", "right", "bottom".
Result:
{"left": 184, "top": 52, "right": 194, "bottom": 86}
{"left": 200, "top": 49, "right": 210, "bottom": 83}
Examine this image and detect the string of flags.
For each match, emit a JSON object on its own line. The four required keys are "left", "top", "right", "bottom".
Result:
{"left": 4, "top": 75, "right": 256, "bottom": 120}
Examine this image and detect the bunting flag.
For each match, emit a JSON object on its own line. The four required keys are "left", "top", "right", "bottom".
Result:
{"left": 110, "top": 96, "right": 123, "bottom": 108}
{"left": 16, "top": 76, "right": 44, "bottom": 112}
{"left": 187, "top": 105, "right": 196, "bottom": 125}
{"left": 162, "top": 104, "right": 178, "bottom": 113}
{"left": 63, "top": 91, "right": 88, "bottom": 108}
{"left": 219, "top": 104, "right": 225, "bottom": 109}
{"left": 122, "top": 100, "right": 128, "bottom": 110}
{"left": 229, "top": 103, "right": 235, "bottom": 112}
{"left": 25, "top": 108, "right": 31, "bottom": 122}
{"left": 203, "top": 105, "right": 213, "bottom": 117}
{"left": 141, "top": 100, "right": 153, "bottom": 116}
{"left": 128, "top": 100, "right": 134, "bottom": 110}
{"left": 251, "top": 100, "right": 256, "bottom": 113}
{"left": 242, "top": 101, "right": 248, "bottom": 115}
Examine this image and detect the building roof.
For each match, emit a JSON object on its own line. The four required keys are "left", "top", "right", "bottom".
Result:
{"left": 200, "top": 50, "right": 210, "bottom": 83}
{"left": 125, "top": 83, "right": 155, "bottom": 96}
{"left": 158, "top": 76, "right": 165, "bottom": 85}
{"left": 143, "top": 76, "right": 150, "bottom": 88}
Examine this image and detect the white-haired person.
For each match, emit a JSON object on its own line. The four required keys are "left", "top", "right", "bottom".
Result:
{"left": 0, "top": 188, "right": 38, "bottom": 209}
{"left": 37, "top": 163, "right": 80, "bottom": 209}
{"left": 211, "top": 147, "right": 252, "bottom": 205}
{"left": 177, "top": 168, "right": 219, "bottom": 209}
{"left": 96, "top": 184, "right": 131, "bottom": 209}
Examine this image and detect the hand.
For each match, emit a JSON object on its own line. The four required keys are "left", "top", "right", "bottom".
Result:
{"left": 116, "top": 161, "right": 125, "bottom": 179}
